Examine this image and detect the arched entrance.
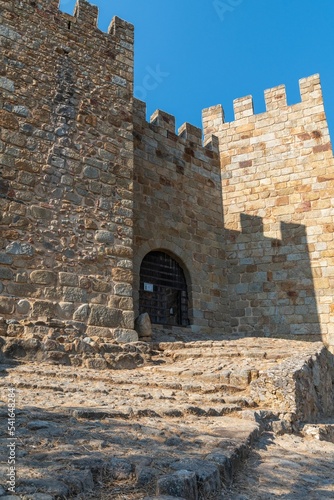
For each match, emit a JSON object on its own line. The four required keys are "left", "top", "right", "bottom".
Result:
{"left": 139, "top": 251, "right": 189, "bottom": 326}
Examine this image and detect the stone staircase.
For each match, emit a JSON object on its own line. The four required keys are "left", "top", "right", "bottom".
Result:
{"left": 0, "top": 335, "right": 333, "bottom": 499}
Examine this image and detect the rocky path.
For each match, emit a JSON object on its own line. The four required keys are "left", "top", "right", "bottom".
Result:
{"left": 0, "top": 336, "right": 333, "bottom": 499}
{"left": 227, "top": 429, "right": 334, "bottom": 499}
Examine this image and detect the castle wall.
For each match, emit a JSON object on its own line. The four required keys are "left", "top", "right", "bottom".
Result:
{"left": 0, "top": 0, "right": 137, "bottom": 341}
{"left": 1, "top": 0, "right": 333, "bottom": 345}
{"left": 203, "top": 75, "right": 334, "bottom": 345}
{"left": 133, "top": 100, "right": 227, "bottom": 332}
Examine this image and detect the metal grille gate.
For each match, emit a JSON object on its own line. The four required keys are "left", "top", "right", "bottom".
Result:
{"left": 139, "top": 251, "right": 189, "bottom": 326}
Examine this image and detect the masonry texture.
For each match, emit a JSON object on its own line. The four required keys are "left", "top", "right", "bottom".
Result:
{"left": 203, "top": 76, "right": 334, "bottom": 344}
{"left": 0, "top": 0, "right": 136, "bottom": 342}
{"left": 1, "top": 0, "right": 334, "bottom": 347}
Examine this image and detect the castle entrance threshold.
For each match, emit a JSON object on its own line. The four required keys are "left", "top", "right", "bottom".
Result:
{"left": 139, "top": 251, "right": 189, "bottom": 327}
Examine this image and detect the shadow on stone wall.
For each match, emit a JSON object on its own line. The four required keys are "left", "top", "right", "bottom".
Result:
{"left": 225, "top": 214, "right": 321, "bottom": 340}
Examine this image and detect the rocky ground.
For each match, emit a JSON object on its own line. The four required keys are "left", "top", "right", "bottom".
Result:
{"left": 228, "top": 429, "right": 334, "bottom": 499}
{"left": 0, "top": 334, "right": 333, "bottom": 499}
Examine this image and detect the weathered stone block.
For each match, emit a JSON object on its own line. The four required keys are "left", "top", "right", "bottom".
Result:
{"left": 30, "top": 205, "right": 53, "bottom": 219}
{"left": 112, "top": 268, "right": 133, "bottom": 282}
{"left": 32, "top": 300, "right": 56, "bottom": 317}
{"left": 108, "top": 297, "right": 133, "bottom": 310}
{"left": 134, "top": 313, "right": 152, "bottom": 338}
{"left": 84, "top": 218, "right": 98, "bottom": 229}
{"left": 0, "top": 25, "right": 21, "bottom": 41}
{"left": 30, "top": 271, "right": 56, "bottom": 285}
{"left": 85, "top": 326, "right": 113, "bottom": 338}
{"left": 59, "top": 273, "right": 79, "bottom": 287}
{"left": 95, "top": 230, "right": 114, "bottom": 243}
{"left": 57, "top": 302, "right": 74, "bottom": 320}
{"left": 63, "top": 287, "right": 87, "bottom": 303}
{"left": 88, "top": 306, "right": 122, "bottom": 327}
{"left": 0, "top": 253, "right": 13, "bottom": 265}
{"left": 92, "top": 280, "right": 111, "bottom": 293}
{"left": 136, "top": 466, "right": 159, "bottom": 488}
{"left": 111, "top": 328, "right": 139, "bottom": 343}
{"left": 13, "top": 105, "right": 29, "bottom": 117}
{"left": 107, "top": 351, "right": 143, "bottom": 369}
{"left": 108, "top": 458, "right": 134, "bottom": 480}
{"left": 7, "top": 283, "right": 37, "bottom": 297}
{"left": 230, "top": 370, "right": 251, "bottom": 387}
{"left": 73, "top": 304, "right": 90, "bottom": 321}
{"left": 84, "top": 357, "right": 108, "bottom": 370}
{"left": 0, "top": 77, "right": 15, "bottom": 92}
{"left": 157, "top": 470, "right": 198, "bottom": 500}
{"left": 205, "top": 453, "right": 233, "bottom": 485}
{"left": 121, "top": 311, "right": 135, "bottom": 329}
{"left": 0, "top": 268, "right": 13, "bottom": 280}
{"left": 16, "top": 299, "right": 31, "bottom": 315}
{"left": 114, "top": 283, "right": 132, "bottom": 297}
{"left": 170, "top": 459, "right": 221, "bottom": 498}
{"left": 6, "top": 242, "right": 34, "bottom": 256}
{"left": 0, "top": 297, "right": 15, "bottom": 314}
{"left": 83, "top": 165, "right": 100, "bottom": 179}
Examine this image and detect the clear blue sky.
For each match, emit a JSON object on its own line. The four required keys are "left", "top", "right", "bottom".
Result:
{"left": 60, "top": 0, "right": 334, "bottom": 140}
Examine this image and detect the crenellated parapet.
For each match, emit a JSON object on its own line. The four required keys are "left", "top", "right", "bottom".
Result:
{"left": 134, "top": 99, "right": 219, "bottom": 157}
{"left": 204, "top": 74, "right": 333, "bottom": 230}
{"left": 13, "top": 0, "right": 134, "bottom": 45}
{"left": 203, "top": 74, "right": 330, "bottom": 144}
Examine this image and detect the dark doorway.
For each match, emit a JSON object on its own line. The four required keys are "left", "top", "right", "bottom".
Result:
{"left": 139, "top": 251, "right": 189, "bottom": 326}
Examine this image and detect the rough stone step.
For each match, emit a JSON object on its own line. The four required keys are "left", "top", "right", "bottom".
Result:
{"left": 149, "top": 365, "right": 260, "bottom": 384}
{"left": 0, "top": 372, "right": 249, "bottom": 394}
{"left": 1, "top": 380, "right": 250, "bottom": 418}
{"left": 0, "top": 367, "right": 252, "bottom": 395}
{"left": 1, "top": 403, "right": 260, "bottom": 499}
{"left": 155, "top": 340, "right": 295, "bottom": 352}
{"left": 71, "top": 403, "right": 243, "bottom": 420}
{"left": 167, "top": 349, "right": 289, "bottom": 363}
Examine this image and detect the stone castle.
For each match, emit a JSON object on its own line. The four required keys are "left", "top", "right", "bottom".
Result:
{"left": 1, "top": 0, "right": 334, "bottom": 348}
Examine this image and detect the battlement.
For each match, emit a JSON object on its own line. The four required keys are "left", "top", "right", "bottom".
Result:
{"left": 13, "top": 0, "right": 134, "bottom": 44}
{"left": 133, "top": 99, "right": 219, "bottom": 153}
{"left": 264, "top": 84, "right": 287, "bottom": 111}
{"left": 178, "top": 122, "right": 202, "bottom": 146}
{"left": 73, "top": 0, "right": 98, "bottom": 27}
{"left": 203, "top": 74, "right": 327, "bottom": 138}
{"left": 233, "top": 95, "right": 254, "bottom": 120}
{"left": 150, "top": 109, "right": 176, "bottom": 134}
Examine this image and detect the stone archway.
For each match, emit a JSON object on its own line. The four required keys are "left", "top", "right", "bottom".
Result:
{"left": 134, "top": 241, "right": 193, "bottom": 326}
{"left": 139, "top": 251, "right": 189, "bottom": 326}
